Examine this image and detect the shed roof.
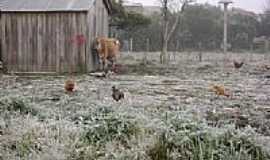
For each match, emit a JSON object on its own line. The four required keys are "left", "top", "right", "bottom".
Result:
{"left": 0, "top": 0, "right": 112, "bottom": 12}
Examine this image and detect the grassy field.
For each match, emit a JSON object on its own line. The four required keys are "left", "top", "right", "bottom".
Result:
{"left": 0, "top": 52, "right": 270, "bottom": 160}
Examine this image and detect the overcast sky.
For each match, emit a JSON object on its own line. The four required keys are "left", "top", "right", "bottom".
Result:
{"left": 130, "top": 0, "right": 266, "bottom": 13}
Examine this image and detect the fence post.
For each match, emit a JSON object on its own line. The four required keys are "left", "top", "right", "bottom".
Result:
{"left": 130, "top": 38, "right": 133, "bottom": 53}
{"left": 198, "top": 42, "right": 202, "bottom": 62}
{"left": 143, "top": 38, "right": 149, "bottom": 65}
{"left": 265, "top": 39, "right": 269, "bottom": 60}
{"left": 173, "top": 40, "right": 179, "bottom": 62}
{"left": 146, "top": 38, "right": 150, "bottom": 52}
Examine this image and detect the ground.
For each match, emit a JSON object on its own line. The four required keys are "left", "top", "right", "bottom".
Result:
{"left": 0, "top": 52, "right": 270, "bottom": 159}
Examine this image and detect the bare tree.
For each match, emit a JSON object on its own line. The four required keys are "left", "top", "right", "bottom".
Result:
{"left": 159, "top": 0, "right": 194, "bottom": 64}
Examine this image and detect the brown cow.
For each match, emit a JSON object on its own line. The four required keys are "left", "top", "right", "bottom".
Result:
{"left": 93, "top": 37, "right": 121, "bottom": 71}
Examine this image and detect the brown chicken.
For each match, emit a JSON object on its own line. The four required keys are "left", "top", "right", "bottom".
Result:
{"left": 263, "top": 64, "right": 270, "bottom": 70}
{"left": 112, "top": 86, "right": 124, "bottom": 102}
{"left": 210, "top": 85, "right": 230, "bottom": 97}
{"left": 233, "top": 61, "right": 244, "bottom": 69}
{"left": 65, "top": 79, "right": 75, "bottom": 92}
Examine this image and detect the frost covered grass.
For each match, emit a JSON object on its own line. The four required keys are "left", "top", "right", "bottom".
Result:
{"left": 0, "top": 52, "right": 270, "bottom": 159}
{"left": 0, "top": 96, "right": 269, "bottom": 160}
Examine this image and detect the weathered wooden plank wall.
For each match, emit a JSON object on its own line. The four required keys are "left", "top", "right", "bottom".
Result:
{"left": 0, "top": 11, "right": 2, "bottom": 63}
{"left": 0, "top": 0, "right": 110, "bottom": 74}
{"left": 86, "top": 0, "right": 109, "bottom": 71}
{"left": 96, "top": 0, "right": 109, "bottom": 37}
{"left": 1, "top": 12, "right": 90, "bottom": 73}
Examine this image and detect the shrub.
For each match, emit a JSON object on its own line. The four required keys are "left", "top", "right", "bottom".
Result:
{"left": 148, "top": 119, "right": 270, "bottom": 160}
{"left": 0, "top": 97, "right": 38, "bottom": 116}
{"left": 82, "top": 114, "right": 140, "bottom": 147}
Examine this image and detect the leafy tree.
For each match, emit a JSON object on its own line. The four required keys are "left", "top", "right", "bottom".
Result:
{"left": 112, "top": 2, "right": 261, "bottom": 52}
{"left": 110, "top": 0, "right": 151, "bottom": 31}
{"left": 180, "top": 4, "right": 223, "bottom": 50}
{"left": 258, "top": 1, "right": 270, "bottom": 38}
{"left": 121, "top": 14, "right": 162, "bottom": 52}
{"left": 228, "top": 12, "right": 259, "bottom": 50}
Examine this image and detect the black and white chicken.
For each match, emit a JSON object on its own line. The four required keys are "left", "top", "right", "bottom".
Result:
{"left": 112, "top": 86, "right": 124, "bottom": 102}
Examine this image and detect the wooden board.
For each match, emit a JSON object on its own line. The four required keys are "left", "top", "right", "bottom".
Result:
{"left": 0, "top": 11, "right": 99, "bottom": 73}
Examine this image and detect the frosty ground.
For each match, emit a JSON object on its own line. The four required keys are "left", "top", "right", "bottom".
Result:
{"left": 0, "top": 52, "right": 270, "bottom": 159}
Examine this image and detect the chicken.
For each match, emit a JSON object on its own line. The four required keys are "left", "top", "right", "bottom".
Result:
{"left": 112, "top": 86, "right": 124, "bottom": 102}
{"left": 256, "top": 64, "right": 270, "bottom": 72}
{"left": 233, "top": 61, "right": 244, "bottom": 69}
{"left": 210, "top": 85, "right": 230, "bottom": 97}
{"left": 65, "top": 79, "right": 75, "bottom": 92}
{"left": 263, "top": 64, "right": 270, "bottom": 70}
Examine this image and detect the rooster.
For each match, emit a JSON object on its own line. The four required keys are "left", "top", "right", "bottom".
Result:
{"left": 112, "top": 86, "right": 124, "bottom": 102}
{"left": 210, "top": 85, "right": 230, "bottom": 98}
{"left": 65, "top": 79, "right": 75, "bottom": 92}
{"left": 233, "top": 61, "right": 244, "bottom": 69}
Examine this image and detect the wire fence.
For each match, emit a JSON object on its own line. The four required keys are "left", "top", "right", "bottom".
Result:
{"left": 120, "top": 37, "right": 270, "bottom": 54}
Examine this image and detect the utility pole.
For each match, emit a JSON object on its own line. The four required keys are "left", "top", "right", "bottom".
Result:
{"left": 219, "top": 0, "right": 233, "bottom": 55}
{"left": 0, "top": 8, "right": 2, "bottom": 64}
{"left": 219, "top": 0, "right": 233, "bottom": 85}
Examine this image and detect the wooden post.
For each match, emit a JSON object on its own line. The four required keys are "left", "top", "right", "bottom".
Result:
{"left": 176, "top": 40, "right": 179, "bottom": 52}
{"left": 265, "top": 39, "right": 269, "bottom": 60}
{"left": 127, "top": 39, "right": 130, "bottom": 53}
{"left": 198, "top": 42, "right": 202, "bottom": 62}
{"left": 143, "top": 38, "right": 150, "bottom": 65}
{"left": 0, "top": 8, "right": 1, "bottom": 64}
{"left": 174, "top": 40, "right": 179, "bottom": 62}
{"left": 249, "top": 44, "right": 253, "bottom": 62}
{"left": 146, "top": 38, "right": 150, "bottom": 52}
{"left": 223, "top": 4, "right": 228, "bottom": 55}
{"left": 130, "top": 38, "right": 133, "bottom": 52}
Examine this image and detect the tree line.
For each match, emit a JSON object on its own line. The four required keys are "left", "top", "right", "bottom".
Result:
{"left": 111, "top": 0, "right": 270, "bottom": 53}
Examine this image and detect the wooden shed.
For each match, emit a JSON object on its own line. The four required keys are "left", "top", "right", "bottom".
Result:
{"left": 0, "top": 0, "right": 112, "bottom": 73}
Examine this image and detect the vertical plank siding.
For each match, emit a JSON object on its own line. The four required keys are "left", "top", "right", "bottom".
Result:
{"left": 86, "top": 0, "right": 109, "bottom": 71}
{"left": 0, "top": 0, "right": 111, "bottom": 73}
{"left": 87, "top": 7, "right": 95, "bottom": 71}
{"left": 92, "top": 0, "right": 109, "bottom": 38}
{"left": 0, "top": 12, "right": 90, "bottom": 73}
{"left": 1, "top": 15, "right": 6, "bottom": 69}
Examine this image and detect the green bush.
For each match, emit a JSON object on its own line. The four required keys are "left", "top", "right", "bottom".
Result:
{"left": 0, "top": 97, "right": 38, "bottom": 116}
{"left": 68, "top": 108, "right": 141, "bottom": 160}
{"left": 148, "top": 119, "right": 270, "bottom": 160}
{"left": 82, "top": 114, "right": 140, "bottom": 146}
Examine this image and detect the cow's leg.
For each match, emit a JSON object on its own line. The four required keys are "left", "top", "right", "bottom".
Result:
{"left": 103, "top": 43, "right": 109, "bottom": 71}
{"left": 99, "top": 59, "right": 103, "bottom": 71}
{"left": 102, "top": 59, "right": 105, "bottom": 71}
{"left": 103, "top": 58, "right": 108, "bottom": 72}
{"left": 97, "top": 55, "right": 103, "bottom": 71}
{"left": 106, "top": 57, "right": 114, "bottom": 72}
{"left": 111, "top": 57, "right": 116, "bottom": 71}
